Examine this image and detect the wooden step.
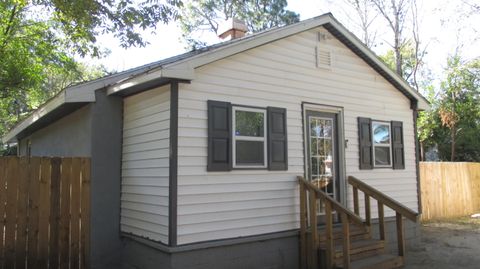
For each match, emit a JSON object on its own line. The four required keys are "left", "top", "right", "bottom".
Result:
{"left": 336, "top": 254, "right": 404, "bottom": 269}
{"left": 331, "top": 239, "right": 385, "bottom": 262}
{"left": 318, "top": 224, "right": 370, "bottom": 243}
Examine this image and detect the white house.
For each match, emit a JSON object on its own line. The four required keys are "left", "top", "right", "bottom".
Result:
{"left": 3, "top": 13, "right": 428, "bottom": 269}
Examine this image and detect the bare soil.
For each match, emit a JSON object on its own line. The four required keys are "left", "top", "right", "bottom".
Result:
{"left": 404, "top": 217, "right": 480, "bottom": 269}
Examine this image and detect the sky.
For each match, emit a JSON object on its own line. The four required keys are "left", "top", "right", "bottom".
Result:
{"left": 80, "top": 0, "right": 480, "bottom": 84}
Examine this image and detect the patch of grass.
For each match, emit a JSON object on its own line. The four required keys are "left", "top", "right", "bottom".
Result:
{"left": 453, "top": 216, "right": 480, "bottom": 227}
{"left": 423, "top": 216, "right": 480, "bottom": 229}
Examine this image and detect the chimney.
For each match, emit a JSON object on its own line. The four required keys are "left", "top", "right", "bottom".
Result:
{"left": 218, "top": 18, "right": 247, "bottom": 40}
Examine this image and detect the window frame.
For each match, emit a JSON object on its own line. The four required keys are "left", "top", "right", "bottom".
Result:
{"left": 371, "top": 121, "right": 392, "bottom": 168}
{"left": 232, "top": 106, "right": 268, "bottom": 168}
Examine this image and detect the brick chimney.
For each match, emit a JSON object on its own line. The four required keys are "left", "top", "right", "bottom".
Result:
{"left": 218, "top": 18, "right": 247, "bottom": 40}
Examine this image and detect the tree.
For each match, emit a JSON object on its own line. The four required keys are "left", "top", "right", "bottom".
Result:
{"left": 26, "top": 0, "right": 182, "bottom": 56}
{"left": 178, "top": 0, "right": 299, "bottom": 48}
{"left": 370, "top": 0, "right": 412, "bottom": 76}
{"left": 1, "top": 0, "right": 182, "bottom": 150}
{"left": 437, "top": 56, "right": 480, "bottom": 161}
{"left": 418, "top": 55, "right": 480, "bottom": 161}
{"left": 330, "top": 0, "right": 378, "bottom": 48}
{"left": 379, "top": 41, "right": 424, "bottom": 88}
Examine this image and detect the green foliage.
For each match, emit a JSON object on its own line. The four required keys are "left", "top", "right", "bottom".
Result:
{"left": 1, "top": 0, "right": 181, "bottom": 150}
{"left": 178, "top": 0, "right": 300, "bottom": 48}
{"left": 35, "top": 0, "right": 182, "bottom": 56}
{"left": 235, "top": 110, "right": 264, "bottom": 136}
{"left": 379, "top": 41, "right": 421, "bottom": 88}
{"left": 418, "top": 55, "right": 480, "bottom": 161}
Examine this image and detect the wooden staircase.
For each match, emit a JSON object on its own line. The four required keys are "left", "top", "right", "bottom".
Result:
{"left": 298, "top": 176, "right": 419, "bottom": 269}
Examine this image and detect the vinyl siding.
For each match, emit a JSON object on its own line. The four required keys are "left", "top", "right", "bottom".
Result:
{"left": 176, "top": 26, "right": 418, "bottom": 245}
{"left": 121, "top": 85, "right": 170, "bottom": 243}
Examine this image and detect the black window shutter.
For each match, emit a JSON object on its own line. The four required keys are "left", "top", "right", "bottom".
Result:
{"left": 267, "top": 107, "right": 288, "bottom": 170}
{"left": 391, "top": 121, "right": 405, "bottom": 169}
{"left": 207, "top": 100, "right": 232, "bottom": 171}
{"left": 358, "top": 117, "right": 373, "bottom": 170}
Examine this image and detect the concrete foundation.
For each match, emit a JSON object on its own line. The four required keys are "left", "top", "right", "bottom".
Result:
{"left": 121, "top": 218, "right": 420, "bottom": 269}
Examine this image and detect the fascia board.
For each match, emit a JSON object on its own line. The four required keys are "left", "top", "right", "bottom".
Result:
{"left": 107, "top": 67, "right": 195, "bottom": 95}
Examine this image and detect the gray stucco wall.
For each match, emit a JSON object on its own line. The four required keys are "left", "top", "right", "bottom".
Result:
{"left": 89, "top": 89, "right": 124, "bottom": 269}
{"left": 19, "top": 105, "right": 92, "bottom": 157}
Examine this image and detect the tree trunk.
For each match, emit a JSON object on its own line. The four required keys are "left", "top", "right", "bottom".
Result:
{"left": 450, "top": 125, "right": 456, "bottom": 161}
{"left": 420, "top": 141, "right": 424, "bottom": 161}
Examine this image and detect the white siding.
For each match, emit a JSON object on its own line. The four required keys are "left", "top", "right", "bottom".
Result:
{"left": 176, "top": 27, "right": 418, "bottom": 244}
{"left": 121, "top": 85, "right": 170, "bottom": 243}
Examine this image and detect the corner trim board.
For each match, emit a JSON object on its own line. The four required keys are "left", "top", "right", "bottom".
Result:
{"left": 169, "top": 81, "right": 179, "bottom": 246}
{"left": 412, "top": 107, "right": 422, "bottom": 214}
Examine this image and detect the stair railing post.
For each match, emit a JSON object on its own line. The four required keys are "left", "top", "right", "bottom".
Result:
{"left": 378, "top": 201, "right": 386, "bottom": 241}
{"left": 299, "top": 180, "right": 307, "bottom": 269}
{"left": 364, "top": 193, "right": 371, "bottom": 233}
{"left": 352, "top": 187, "right": 359, "bottom": 215}
{"left": 325, "top": 201, "right": 334, "bottom": 269}
{"left": 396, "top": 212, "right": 405, "bottom": 257}
{"left": 341, "top": 212, "right": 350, "bottom": 269}
{"left": 309, "top": 189, "right": 319, "bottom": 268}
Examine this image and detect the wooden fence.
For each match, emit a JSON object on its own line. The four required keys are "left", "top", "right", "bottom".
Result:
{"left": 0, "top": 157, "right": 90, "bottom": 269}
{"left": 420, "top": 162, "right": 480, "bottom": 221}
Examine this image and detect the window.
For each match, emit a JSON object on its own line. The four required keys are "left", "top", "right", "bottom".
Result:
{"left": 232, "top": 107, "right": 267, "bottom": 168}
{"left": 358, "top": 117, "right": 404, "bottom": 170}
{"left": 372, "top": 121, "right": 392, "bottom": 167}
{"left": 207, "top": 100, "right": 288, "bottom": 171}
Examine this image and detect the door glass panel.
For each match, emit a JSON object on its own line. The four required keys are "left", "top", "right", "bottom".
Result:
{"left": 309, "top": 116, "right": 336, "bottom": 215}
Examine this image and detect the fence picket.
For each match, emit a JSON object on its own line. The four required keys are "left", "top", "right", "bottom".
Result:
{"left": 37, "top": 158, "right": 52, "bottom": 269}
{"left": 5, "top": 158, "right": 19, "bottom": 268}
{"left": 27, "top": 158, "right": 41, "bottom": 269}
{"left": 49, "top": 158, "right": 62, "bottom": 269}
{"left": 70, "top": 158, "right": 81, "bottom": 269}
{"left": 15, "top": 157, "right": 29, "bottom": 269}
{"left": 81, "top": 158, "right": 91, "bottom": 269}
{"left": 60, "top": 158, "right": 72, "bottom": 268}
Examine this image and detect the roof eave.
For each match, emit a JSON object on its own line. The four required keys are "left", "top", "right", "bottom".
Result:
{"left": 2, "top": 91, "right": 66, "bottom": 143}
{"left": 2, "top": 88, "right": 95, "bottom": 144}
{"left": 107, "top": 66, "right": 195, "bottom": 95}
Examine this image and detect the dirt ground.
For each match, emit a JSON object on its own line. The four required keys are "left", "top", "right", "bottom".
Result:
{"left": 404, "top": 217, "right": 480, "bottom": 269}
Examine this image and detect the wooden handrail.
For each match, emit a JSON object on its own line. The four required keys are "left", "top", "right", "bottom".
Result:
{"left": 348, "top": 176, "right": 419, "bottom": 222}
{"left": 298, "top": 176, "right": 364, "bottom": 226}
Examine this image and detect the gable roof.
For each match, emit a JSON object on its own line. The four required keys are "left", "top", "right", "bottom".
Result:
{"left": 3, "top": 13, "right": 429, "bottom": 143}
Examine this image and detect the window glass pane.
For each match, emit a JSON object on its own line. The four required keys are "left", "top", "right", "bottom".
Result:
{"left": 319, "top": 156, "right": 333, "bottom": 176}
{"left": 321, "top": 139, "right": 333, "bottom": 157}
{"left": 373, "top": 123, "right": 390, "bottom": 144}
{"left": 311, "top": 157, "right": 319, "bottom": 177}
{"left": 310, "top": 119, "right": 318, "bottom": 137}
{"left": 236, "top": 141, "right": 264, "bottom": 165}
{"left": 310, "top": 138, "right": 318, "bottom": 156}
{"left": 310, "top": 118, "right": 332, "bottom": 138}
{"left": 235, "top": 110, "right": 264, "bottom": 137}
{"left": 374, "top": 146, "right": 391, "bottom": 166}
{"left": 322, "top": 119, "right": 332, "bottom": 138}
